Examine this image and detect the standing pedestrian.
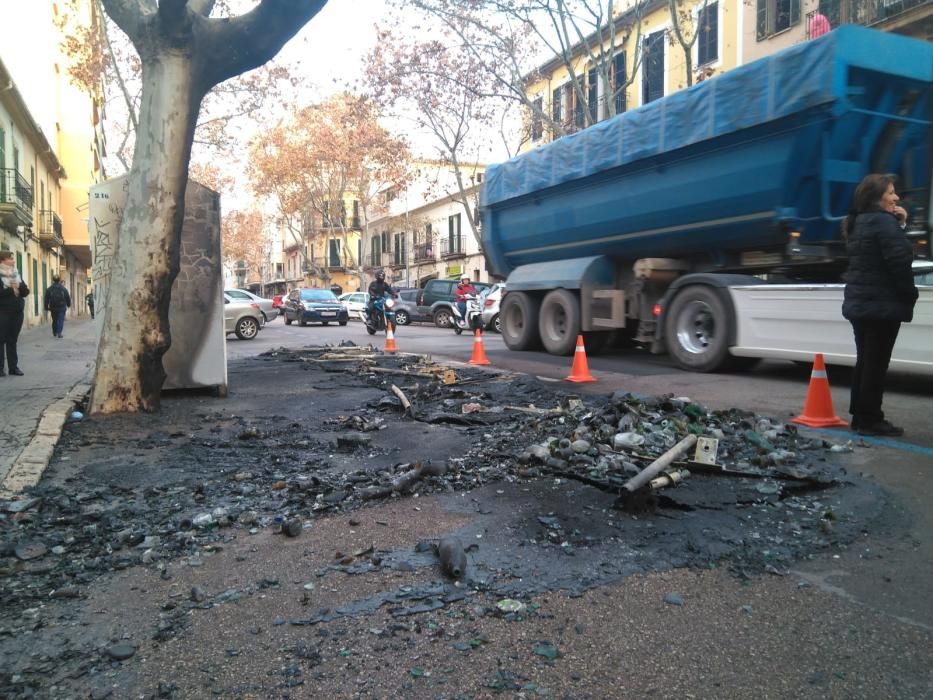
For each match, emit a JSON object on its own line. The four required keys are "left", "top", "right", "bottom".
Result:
{"left": 0, "top": 250, "right": 29, "bottom": 377}
{"left": 44, "top": 275, "right": 72, "bottom": 339}
{"left": 842, "top": 174, "right": 918, "bottom": 436}
{"left": 86, "top": 290, "right": 95, "bottom": 319}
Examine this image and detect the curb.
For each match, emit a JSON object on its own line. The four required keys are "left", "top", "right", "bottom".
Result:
{"left": 0, "top": 381, "right": 92, "bottom": 498}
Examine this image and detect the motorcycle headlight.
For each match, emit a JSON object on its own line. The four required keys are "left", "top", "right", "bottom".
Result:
{"left": 385, "top": 298, "right": 395, "bottom": 309}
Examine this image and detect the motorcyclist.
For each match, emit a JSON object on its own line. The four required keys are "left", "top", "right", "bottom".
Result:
{"left": 367, "top": 270, "right": 396, "bottom": 323}
{"left": 455, "top": 275, "right": 477, "bottom": 325}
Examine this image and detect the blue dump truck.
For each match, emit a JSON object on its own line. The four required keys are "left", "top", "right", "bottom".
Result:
{"left": 482, "top": 27, "right": 933, "bottom": 372}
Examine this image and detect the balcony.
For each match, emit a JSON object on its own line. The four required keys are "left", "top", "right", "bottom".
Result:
{"left": 0, "top": 169, "right": 35, "bottom": 229}
{"left": 806, "top": 0, "right": 931, "bottom": 37}
{"left": 38, "top": 210, "right": 64, "bottom": 248}
{"left": 413, "top": 243, "right": 435, "bottom": 262}
{"left": 440, "top": 236, "right": 465, "bottom": 260}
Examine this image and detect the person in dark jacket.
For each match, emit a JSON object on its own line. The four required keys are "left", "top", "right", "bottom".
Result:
{"left": 841, "top": 174, "right": 918, "bottom": 436}
{"left": 0, "top": 250, "right": 29, "bottom": 377}
{"left": 44, "top": 275, "right": 72, "bottom": 339}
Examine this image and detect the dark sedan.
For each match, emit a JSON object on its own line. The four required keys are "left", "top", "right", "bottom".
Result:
{"left": 283, "top": 288, "right": 349, "bottom": 326}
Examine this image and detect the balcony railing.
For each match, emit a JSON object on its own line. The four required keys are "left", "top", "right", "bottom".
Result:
{"left": 413, "top": 243, "right": 435, "bottom": 262}
{"left": 38, "top": 210, "right": 64, "bottom": 248}
{"left": 806, "top": 0, "right": 930, "bottom": 37}
{"left": 440, "top": 236, "right": 465, "bottom": 258}
{"left": 0, "top": 168, "right": 35, "bottom": 229}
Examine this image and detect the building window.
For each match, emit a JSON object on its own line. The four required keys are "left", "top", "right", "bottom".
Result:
{"left": 756, "top": 0, "right": 800, "bottom": 40}
{"left": 573, "top": 79, "right": 585, "bottom": 129}
{"left": 370, "top": 236, "right": 382, "bottom": 266}
{"left": 531, "top": 96, "right": 544, "bottom": 141}
{"left": 612, "top": 53, "right": 627, "bottom": 115}
{"left": 697, "top": 2, "right": 718, "bottom": 66}
{"left": 551, "top": 86, "right": 562, "bottom": 126}
{"left": 328, "top": 239, "right": 341, "bottom": 267}
{"left": 587, "top": 68, "right": 599, "bottom": 123}
{"left": 642, "top": 30, "right": 666, "bottom": 105}
{"left": 393, "top": 232, "right": 406, "bottom": 265}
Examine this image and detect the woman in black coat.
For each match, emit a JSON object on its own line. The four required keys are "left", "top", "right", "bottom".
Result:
{"left": 0, "top": 249, "right": 29, "bottom": 377}
{"left": 842, "top": 174, "right": 918, "bottom": 436}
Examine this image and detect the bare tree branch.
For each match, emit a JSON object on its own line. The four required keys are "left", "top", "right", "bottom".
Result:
{"left": 200, "top": 0, "right": 328, "bottom": 86}
{"left": 99, "top": 0, "right": 154, "bottom": 43}
{"left": 188, "top": 0, "right": 217, "bottom": 16}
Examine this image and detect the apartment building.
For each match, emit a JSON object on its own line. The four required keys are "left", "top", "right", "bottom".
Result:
{"left": 0, "top": 0, "right": 106, "bottom": 325}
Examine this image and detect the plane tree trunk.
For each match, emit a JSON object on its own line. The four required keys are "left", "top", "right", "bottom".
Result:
{"left": 91, "top": 0, "right": 327, "bottom": 414}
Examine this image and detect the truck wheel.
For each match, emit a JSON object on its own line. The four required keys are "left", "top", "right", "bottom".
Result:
{"left": 664, "top": 285, "right": 732, "bottom": 372}
{"left": 539, "top": 289, "right": 580, "bottom": 356}
{"left": 433, "top": 307, "right": 453, "bottom": 328}
{"left": 500, "top": 292, "right": 541, "bottom": 350}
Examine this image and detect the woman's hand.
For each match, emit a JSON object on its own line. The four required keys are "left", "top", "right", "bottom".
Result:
{"left": 893, "top": 205, "right": 908, "bottom": 226}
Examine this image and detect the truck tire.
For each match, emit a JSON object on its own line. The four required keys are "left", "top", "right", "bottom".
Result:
{"left": 500, "top": 292, "right": 541, "bottom": 350}
{"left": 664, "top": 285, "right": 732, "bottom": 372}
{"left": 539, "top": 289, "right": 580, "bottom": 356}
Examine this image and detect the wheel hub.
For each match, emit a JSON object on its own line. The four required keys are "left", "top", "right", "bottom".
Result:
{"left": 675, "top": 300, "right": 715, "bottom": 355}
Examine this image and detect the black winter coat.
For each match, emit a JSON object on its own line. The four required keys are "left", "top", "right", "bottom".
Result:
{"left": 0, "top": 278, "right": 29, "bottom": 314}
{"left": 842, "top": 210, "right": 918, "bottom": 323}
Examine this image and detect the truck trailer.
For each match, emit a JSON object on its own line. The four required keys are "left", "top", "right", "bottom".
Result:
{"left": 482, "top": 26, "right": 933, "bottom": 374}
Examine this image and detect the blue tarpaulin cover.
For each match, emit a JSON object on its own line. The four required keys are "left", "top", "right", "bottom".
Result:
{"left": 483, "top": 26, "right": 933, "bottom": 207}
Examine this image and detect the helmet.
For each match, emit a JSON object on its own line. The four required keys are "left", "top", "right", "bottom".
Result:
{"left": 375, "top": 270, "right": 386, "bottom": 281}
{"left": 460, "top": 275, "right": 470, "bottom": 282}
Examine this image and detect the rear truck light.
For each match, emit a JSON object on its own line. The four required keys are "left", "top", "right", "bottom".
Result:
{"left": 653, "top": 303, "right": 662, "bottom": 317}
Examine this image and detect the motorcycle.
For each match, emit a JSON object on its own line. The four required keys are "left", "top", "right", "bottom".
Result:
{"left": 362, "top": 293, "right": 398, "bottom": 335}
{"left": 450, "top": 294, "right": 483, "bottom": 335}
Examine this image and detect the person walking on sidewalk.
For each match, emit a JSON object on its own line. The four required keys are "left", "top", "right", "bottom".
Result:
{"left": 86, "top": 290, "right": 95, "bottom": 319}
{"left": 842, "top": 174, "right": 918, "bottom": 437}
{"left": 0, "top": 250, "right": 29, "bottom": 377}
{"left": 44, "top": 275, "right": 71, "bottom": 339}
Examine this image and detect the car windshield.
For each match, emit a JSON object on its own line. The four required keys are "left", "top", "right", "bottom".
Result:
{"left": 300, "top": 289, "right": 337, "bottom": 301}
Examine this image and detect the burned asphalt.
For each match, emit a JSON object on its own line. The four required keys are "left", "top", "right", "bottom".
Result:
{"left": 0, "top": 345, "right": 930, "bottom": 698}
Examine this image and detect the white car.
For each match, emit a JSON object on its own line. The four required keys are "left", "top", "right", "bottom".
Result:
{"left": 224, "top": 288, "right": 278, "bottom": 322}
{"left": 481, "top": 283, "right": 506, "bottom": 332}
{"left": 338, "top": 292, "right": 368, "bottom": 316}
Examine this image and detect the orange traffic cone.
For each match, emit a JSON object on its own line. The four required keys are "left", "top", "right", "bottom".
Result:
{"left": 790, "top": 353, "right": 847, "bottom": 427}
{"left": 565, "top": 335, "right": 596, "bottom": 383}
{"left": 384, "top": 324, "right": 398, "bottom": 354}
{"left": 469, "top": 328, "right": 491, "bottom": 365}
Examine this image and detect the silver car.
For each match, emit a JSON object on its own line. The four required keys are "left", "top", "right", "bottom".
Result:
{"left": 224, "top": 288, "right": 278, "bottom": 322}
{"left": 223, "top": 294, "right": 264, "bottom": 340}
{"left": 481, "top": 283, "right": 506, "bottom": 332}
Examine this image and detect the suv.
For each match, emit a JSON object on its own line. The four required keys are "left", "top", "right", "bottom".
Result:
{"left": 418, "top": 279, "right": 490, "bottom": 328}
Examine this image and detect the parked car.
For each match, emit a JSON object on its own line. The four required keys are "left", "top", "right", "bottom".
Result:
{"left": 283, "top": 288, "right": 349, "bottom": 326}
{"left": 417, "top": 278, "right": 491, "bottom": 327}
{"left": 224, "top": 288, "right": 278, "bottom": 322}
{"left": 338, "top": 292, "right": 368, "bottom": 316}
{"left": 914, "top": 260, "right": 933, "bottom": 285}
{"left": 481, "top": 283, "right": 506, "bottom": 332}
{"left": 392, "top": 288, "right": 434, "bottom": 326}
{"left": 223, "top": 294, "right": 263, "bottom": 340}
{"left": 272, "top": 294, "right": 286, "bottom": 309}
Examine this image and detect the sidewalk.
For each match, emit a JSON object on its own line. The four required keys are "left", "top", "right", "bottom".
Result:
{"left": 0, "top": 317, "right": 97, "bottom": 494}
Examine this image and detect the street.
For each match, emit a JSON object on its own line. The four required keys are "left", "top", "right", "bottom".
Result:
{"left": 2, "top": 320, "right": 932, "bottom": 698}
{"left": 234, "top": 317, "right": 933, "bottom": 448}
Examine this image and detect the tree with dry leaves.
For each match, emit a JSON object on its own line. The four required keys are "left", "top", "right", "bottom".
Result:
{"left": 88, "top": 0, "right": 327, "bottom": 415}
{"left": 248, "top": 93, "right": 410, "bottom": 288}
{"left": 222, "top": 209, "right": 267, "bottom": 286}
{"left": 56, "top": 0, "right": 301, "bottom": 173}
{"left": 668, "top": 0, "right": 714, "bottom": 88}
{"left": 392, "top": 0, "right": 648, "bottom": 139}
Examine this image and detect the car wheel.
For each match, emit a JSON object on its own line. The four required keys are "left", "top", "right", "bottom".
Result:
{"left": 322, "top": 321, "right": 330, "bottom": 326}
{"left": 339, "top": 320, "right": 348, "bottom": 326}
{"left": 395, "top": 310, "right": 410, "bottom": 325}
{"left": 492, "top": 314, "right": 501, "bottom": 333}
{"left": 433, "top": 307, "right": 453, "bottom": 328}
{"left": 235, "top": 316, "right": 259, "bottom": 340}
{"left": 299, "top": 315, "right": 307, "bottom": 327}
{"left": 284, "top": 312, "right": 292, "bottom": 326}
